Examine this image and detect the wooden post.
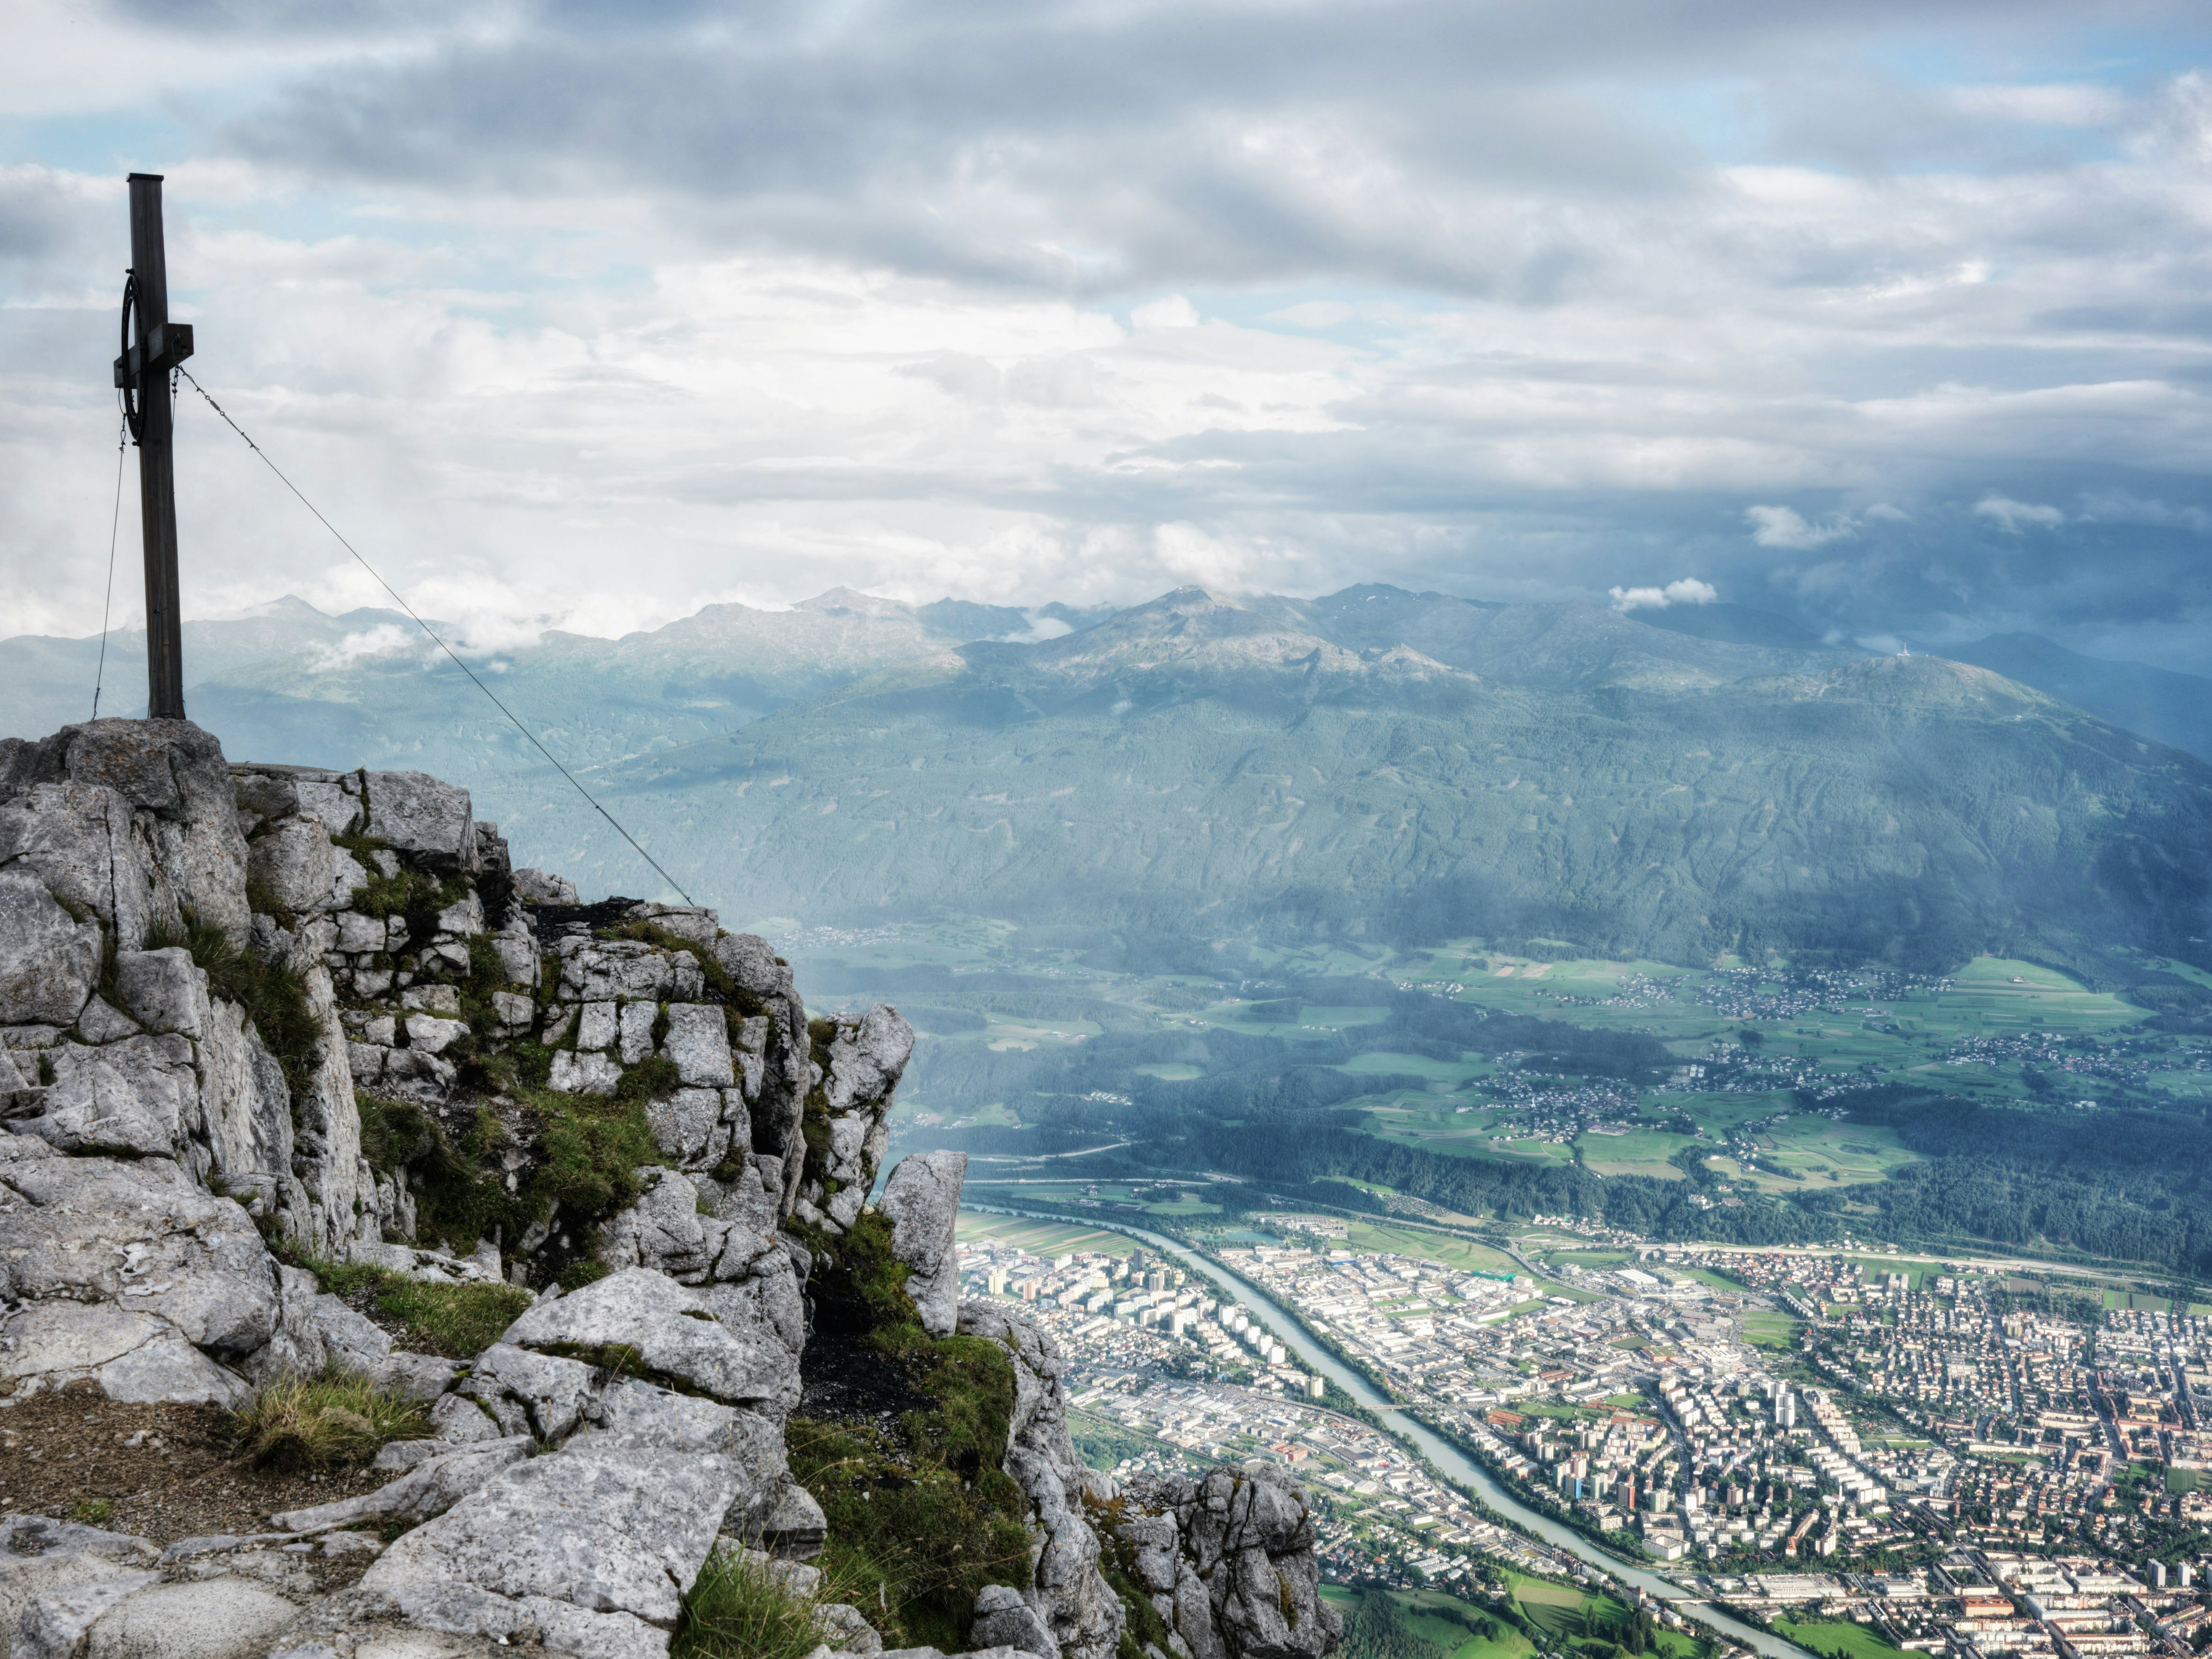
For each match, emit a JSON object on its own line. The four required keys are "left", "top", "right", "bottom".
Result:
{"left": 116, "top": 172, "right": 193, "bottom": 720}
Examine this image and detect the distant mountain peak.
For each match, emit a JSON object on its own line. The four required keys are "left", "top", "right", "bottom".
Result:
{"left": 794, "top": 586, "right": 914, "bottom": 618}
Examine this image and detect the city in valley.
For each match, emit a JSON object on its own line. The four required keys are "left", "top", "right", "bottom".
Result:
{"left": 957, "top": 1209, "right": 2212, "bottom": 1659}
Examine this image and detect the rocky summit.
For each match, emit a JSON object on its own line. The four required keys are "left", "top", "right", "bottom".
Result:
{"left": 0, "top": 718, "right": 1340, "bottom": 1659}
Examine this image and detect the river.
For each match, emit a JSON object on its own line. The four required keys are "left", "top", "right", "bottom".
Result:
{"left": 970, "top": 1206, "right": 1814, "bottom": 1659}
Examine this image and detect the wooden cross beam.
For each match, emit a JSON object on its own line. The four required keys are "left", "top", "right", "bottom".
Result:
{"left": 113, "top": 172, "right": 193, "bottom": 721}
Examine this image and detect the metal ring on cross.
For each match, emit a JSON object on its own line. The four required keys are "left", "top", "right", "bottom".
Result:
{"left": 119, "top": 270, "right": 143, "bottom": 443}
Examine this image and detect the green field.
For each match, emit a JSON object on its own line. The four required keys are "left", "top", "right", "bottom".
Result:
{"left": 1340, "top": 1221, "right": 1522, "bottom": 1276}
{"left": 860, "top": 914, "right": 2207, "bottom": 1285}
{"left": 1322, "top": 1587, "right": 1539, "bottom": 1659}
{"left": 1740, "top": 1312, "right": 1803, "bottom": 1351}
{"left": 1771, "top": 1618, "right": 1913, "bottom": 1659}
{"left": 955, "top": 1212, "right": 1141, "bottom": 1257}
{"left": 1359, "top": 1097, "right": 1927, "bottom": 1191}
{"left": 1499, "top": 1571, "right": 1702, "bottom": 1659}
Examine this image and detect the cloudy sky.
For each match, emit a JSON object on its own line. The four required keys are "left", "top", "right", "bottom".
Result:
{"left": 4, "top": 0, "right": 2211, "bottom": 669}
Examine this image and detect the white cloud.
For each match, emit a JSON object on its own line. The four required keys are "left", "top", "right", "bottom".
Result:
{"left": 1608, "top": 578, "right": 1717, "bottom": 612}
{"left": 2076, "top": 492, "right": 2212, "bottom": 534}
{"left": 1950, "top": 84, "right": 2129, "bottom": 127}
{"left": 2, "top": 15, "right": 2210, "bottom": 657}
{"left": 303, "top": 624, "right": 416, "bottom": 672}
{"left": 1973, "top": 495, "right": 2065, "bottom": 532}
{"left": 1746, "top": 506, "right": 1858, "bottom": 550}
{"left": 1131, "top": 295, "right": 1200, "bottom": 330}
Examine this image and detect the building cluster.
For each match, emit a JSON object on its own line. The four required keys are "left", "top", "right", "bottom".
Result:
{"left": 958, "top": 1219, "right": 2212, "bottom": 1633}
{"left": 1710, "top": 1550, "right": 2211, "bottom": 1659}
{"left": 957, "top": 1239, "right": 1326, "bottom": 1397}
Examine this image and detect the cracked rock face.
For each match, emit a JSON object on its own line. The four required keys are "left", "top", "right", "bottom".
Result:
{"left": 959, "top": 1300, "right": 1126, "bottom": 1659}
{"left": 877, "top": 1150, "right": 967, "bottom": 1338}
{"left": 500, "top": 1264, "right": 802, "bottom": 1419}
{"left": 792, "top": 1005, "right": 914, "bottom": 1235}
{"left": 363, "top": 1438, "right": 745, "bottom": 1630}
{"left": 0, "top": 718, "right": 251, "bottom": 943}
{"left": 1108, "top": 1467, "right": 1341, "bottom": 1659}
{"left": 0, "top": 1132, "right": 281, "bottom": 1403}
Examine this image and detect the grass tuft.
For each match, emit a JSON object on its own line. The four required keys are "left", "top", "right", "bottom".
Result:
{"left": 675, "top": 1547, "right": 859, "bottom": 1659}
{"left": 229, "top": 1367, "right": 432, "bottom": 1470}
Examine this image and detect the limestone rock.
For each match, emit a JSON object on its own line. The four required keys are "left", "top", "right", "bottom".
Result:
{"left": 877, "top": 1151, "right": 966, "bottom": 1338}
{"left": 467, "top": 1343, "right": 599, "bottom": 1441}
{"left": 510, "top": 868, "right": 578, "bottom": 905}
{"left": 795, "top": 1006, "right": 914, "bottom": 1226}
{"left": 0, "top": 1514, "right": 162, "bottom": 1659}
{"left": 557, "top": 937, "right": 697, "bottom": 1004}
{"left": 548, "top": 1050, "right": 621, "bottom": 1096}
{"left": 623, "top": 901, "right": 719, "bottom": 946}
{"left": 663, "top": 1003, "right": 734, "bottom": 1088}
{"left": 0, "top": 1301, "right": 251, "bottom": 1406}
{"left": 708, "top": 933, "right": 810, "bottom": 1214}
{"left": 269, "top": 925, "right": 370, "bottom": 1260}
{"left": 0, "top": 720, "right": 250, "bottom": 943}
{"left": 0, "top": 866, "right": 101, "bottom": 1025}
{"left": 404, "top": 1014, "right": 470, "bottom": 1056}
{"left": 361, "top": 772, "right": 478, "bottom": 873}
{"left": 972, "top": 1584, "right": 1058, "bottom": 1657}
{"left": 1107, "top": 1467, "right": 1340, "bottom": 1659}
{"left": 644, "top": 1087, "right": 730, "bottom": 1169}
{"left": 271, "top": 1438, "right": 533, "bottom": 1534}
{"left": 348, "top": 1243, "right": 499, "bottom": 1285}
{"left": 0, "top": 1135, "right": 280, "bottom": 1396}
{"left": 77, "top": 995, "right": 144, "bottom": 1044}
{"left": 18, "top": 1035, "right": 196, "bottom": 1157}
{"left": 0, "top": 780, "right": 171, "bottom": 952}
{"left": 958, "top": 1302, "right": 1123, "bottom": 1659}
{"left": 753, "top": 1482, "right": 828, "bottom": 1561}
{"left": 376, "top": 1351, "right": 465, "bottom": 1401}
{"left": 80, "top": 1573, "right": 303, "bottom": 1657}
{"left": 359, "top": 1437, "right": 752, "bottom": 1629}
{"left": 500, "top": 1265, "right": 799, "bottom": 1416}
{"left": 249, "top": 816, "right": 339, "bottom": 914}
{"left": 618, "top": 1000, "right": 656, "bottom": 1067}
{"left": 112, "top": 948, "right": 207, "bottom": 1036}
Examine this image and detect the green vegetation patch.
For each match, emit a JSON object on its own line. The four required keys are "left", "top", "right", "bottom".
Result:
{"left": 283, "top": 1247, "right": 532, "bottom": 1357}
{"left": 785, "top": 1212, "right": 1033, "bottom": 1652}
{"left": 1771, "top": 1620, "right": 1914, "bottom": 1659}
{"left": 354, "top": 1089, "right": 658, "bottom": 1271}
{"left": 228, "top": 1366, "right": 432, "bottom": 1470}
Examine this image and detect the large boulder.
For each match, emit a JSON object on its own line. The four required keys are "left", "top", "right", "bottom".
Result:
{"left": 0, "top": 780, "right": 174, "bottom": 953}
{"left": 0, "top": 1133, "right": 281, "bottom": 1403}
{"left": 0, "top": 865, "right": 102, "bottom": 1025}
{"left": 359, "top": 1437, "right": 753, "bottom": 1648}
{"left": 0, "top": 719, "right": 250, "bottom": 942}
{"left": 878, "top": 1150, "right": 967, "bottom": 1338}
{"left": 711, "top": 933, "right": 811, "bottom": 1213}
{"left": 361, "top": 769, "right": 479, "bottom": 873}
{"left": 246, "top": 814, "right": 339, "bottom": 914}
{"left": 500, "top": 1265, "right": 801, "bottom": 1417}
